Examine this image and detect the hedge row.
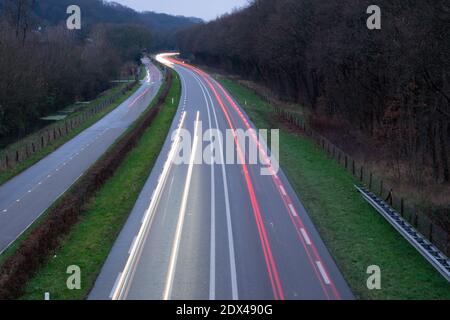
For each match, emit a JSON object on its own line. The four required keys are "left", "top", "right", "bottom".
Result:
{"left": 0, "top": 70, "right": 173, "bottom": 299}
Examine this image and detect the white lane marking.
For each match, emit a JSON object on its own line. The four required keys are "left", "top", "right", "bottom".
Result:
{"left": 16, "top": 199, "right": 20, "bottom": 202}
{"left": 209, "top": 174, "right": 216, "bottom": 300}
{"left": 201, "top": 76, "right": 216, "bottom": 300}
{"left": 109, "top": 273, "right": 123, "bottom": 299}
{"left": 28, "top": 190, "right": 32, "bottom": 193}
{"left": 111, "top": 111, "right": 187, "bottom": 300}
{"left": 128, "top": 236, "right": 137, "bottom": 255}
{"left": 187, "top": 69, "right": 218, "bottom": 300}
{"left": 316, "top": 261, "right": 331, "bottom": 285}
{"left": 163, "top": 111, "right": 201, "bottom": 300}
{"left": 288, "top": 203, "right": 298, "bottom": 217}
{"left": 279, "top": 185, "right": 287, "bottom": 196}
{"left": 193, "top": 71, "right": 239, "bottom": 300}
{"left": 300, "top": 228, "right": 312, "bottom": 245}
{"left": 2, "top": 209, "right": 7, "bottom": 213}
{"left": 47, "top": 175, "right": 51, "bottom": 178}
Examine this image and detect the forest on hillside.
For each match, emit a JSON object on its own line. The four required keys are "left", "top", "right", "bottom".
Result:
{"left": 174, "top": 0, "right": 450, "bottom": 200}
{"left": 0, "top": 0, "right": 199, "bottom": 143}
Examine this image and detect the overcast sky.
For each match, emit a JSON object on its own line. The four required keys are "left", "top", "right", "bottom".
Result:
{"left": 112, "top": 0, "right": 249, "bottom": 21}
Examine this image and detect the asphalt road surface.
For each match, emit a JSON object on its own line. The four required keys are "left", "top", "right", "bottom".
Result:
{"left": 0, "top": 59, "right": 162, "bottom": 254}
{"left": 90, "top": 55, "right": 353, "bottom": 300}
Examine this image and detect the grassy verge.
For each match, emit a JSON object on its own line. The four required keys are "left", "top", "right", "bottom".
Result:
{"left": 217, "top": 76, "right": 450, "bottom": 300}
{"left": 20, "top": 71, "right": 180, "bottom": 300}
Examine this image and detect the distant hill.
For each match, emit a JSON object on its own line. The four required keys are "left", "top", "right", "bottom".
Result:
{"left": 0, "top": 0, "right": 202, "bottom": 33}
{"left": 138, "top": 11, "right": 203, "bottom": 32}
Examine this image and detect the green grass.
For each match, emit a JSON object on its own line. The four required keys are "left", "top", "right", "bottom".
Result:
{"left": 0, "top": 82, "right": 141, "bottom": 186}
{"left": 20, "top": 71, "right": 180, "bottom": 300}
{"left": 139, "top": 64, "right": 147, "bottom": 80}
{"left": 217, "top": 77, "right": 450, "bottom": 300}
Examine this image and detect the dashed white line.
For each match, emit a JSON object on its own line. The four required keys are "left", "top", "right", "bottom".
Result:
{"left": 300, "top": 228, "right": 312, "bottom": 245}
{"left": 316, "top": 261, "right": 331, "bottom": 285}
{"left": 193, "top": 72, "right": 239, "bottom": 300}
{"left": 288, "top": 203, "right": 298, "bottom": 217}
{"left": 279, "top": 185, "right": 287, "bottom": 196}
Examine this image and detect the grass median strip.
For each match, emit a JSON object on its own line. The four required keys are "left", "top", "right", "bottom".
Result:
{"left": 217, "top": 76, "right": 450, "bottom": 300}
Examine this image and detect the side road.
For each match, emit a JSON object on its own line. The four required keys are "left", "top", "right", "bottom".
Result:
{"left": 0, "top": 67, "right": 174, "bottom": 300}
{"left": 0, "top": 59, "right": 162, "bottom": 255}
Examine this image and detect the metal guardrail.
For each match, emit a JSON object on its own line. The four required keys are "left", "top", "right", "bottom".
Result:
{"left": 355, "top": 185, "right": 450, "bottom": 283}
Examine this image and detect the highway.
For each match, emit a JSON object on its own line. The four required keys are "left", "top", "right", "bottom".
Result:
{"left": 0, "top": 59, "right": 162, "bottom": 254}
{"left": 90, "top": 54, "right": 353, "bottom": 300}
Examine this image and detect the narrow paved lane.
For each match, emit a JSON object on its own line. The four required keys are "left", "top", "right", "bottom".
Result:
{"left": 0, "top": 59, "right": 162, "bottom": 254}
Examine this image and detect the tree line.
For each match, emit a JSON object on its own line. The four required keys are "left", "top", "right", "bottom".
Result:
{"left": 173, "top": 0, "right": 450, "bottom": 186}
{"left": 0, "top": 0, "right": 191, "bottom": 143}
